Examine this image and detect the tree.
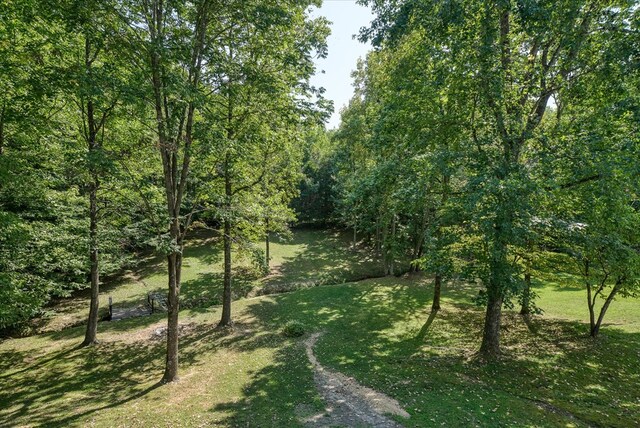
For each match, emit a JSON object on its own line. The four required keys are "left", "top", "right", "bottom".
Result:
{"left": 544, "top": 25, "right": 640, "bottom": 336}
{"left": 361, "top": 0, "right": 637, "bottom": 358}
{"left": 117, "top": 0, "right": 213, "bottom": 383}
{"left": 56, "top": 0, "right": 134, "bottom": 346}
{"left": 195, "top": 0, "right": 329, "bottom": 327}
{"left": 292, "top": 126, "right": 337, "bottom": 226}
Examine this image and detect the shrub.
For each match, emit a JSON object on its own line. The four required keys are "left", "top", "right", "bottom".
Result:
{"left": 282, "top": 320, "right": 306, "bottom": 337}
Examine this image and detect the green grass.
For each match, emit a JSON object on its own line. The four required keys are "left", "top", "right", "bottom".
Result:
{"left": 36, "top": 228, "right": 382, "bottom": 333}
{"left": 1, "top": 229, "right": 639, "bottom": 427}
{"left": 533, "top": 271, "right": 640, "bottom": 333}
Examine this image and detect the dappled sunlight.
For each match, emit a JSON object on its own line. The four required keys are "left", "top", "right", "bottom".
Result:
{"left": 34, "top": 228, "right": 383, "bottom": 336}
{"left": 1, "top": 273, "right": 639, "bottom": 426}
{"left": 258, "top": 229, "right": 388, "bottom": 295}
{"left": 2, "top": 227, "right": 639, "bottom": 426}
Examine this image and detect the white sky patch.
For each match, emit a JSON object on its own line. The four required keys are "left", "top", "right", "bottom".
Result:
{"left": 310, "top": 1, "right": 373, "bottom": 129}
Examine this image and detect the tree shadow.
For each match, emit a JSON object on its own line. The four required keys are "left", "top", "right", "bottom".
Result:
{"left": 31, "top": 231, "right": 225, "bottom": 335}
{"left": 415, "top": 309, "right": 439, "bottom": 341}
{"left": 257, "top": 228, "right": 390, "bottom": 295}
{"left": 210, "top": 338, "right": 322, "bottom": 427}
{"left": 210, "top": 278, "right": 640, "bottom": 427}
{"left": 180, "top": 268, "right": 256, "bottom": 309}
{"left": 2, "top": 274, "right": 638, "bottom": 426}
{"left": 0, "top": 338, "right": 165, "bottom": 426}
{"left": 210, "top": 277, "right": 427, "bottom": 426}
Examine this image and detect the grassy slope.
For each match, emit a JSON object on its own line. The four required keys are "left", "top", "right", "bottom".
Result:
{"left": 39, "top": 228, "right": 383, "bottom": 333}
{"left": 1, "top": 230, "right": 638, "bottom": 427}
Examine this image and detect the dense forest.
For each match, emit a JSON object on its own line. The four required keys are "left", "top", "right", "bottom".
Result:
{"left": 1, "top": 0, "right": 639, "bottom": 418}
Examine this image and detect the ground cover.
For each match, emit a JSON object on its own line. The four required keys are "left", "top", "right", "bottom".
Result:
{"left": 1, "top": 229, "right": 638, "bottom": 427}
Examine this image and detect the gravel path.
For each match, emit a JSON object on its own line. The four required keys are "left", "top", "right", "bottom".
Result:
{"left": 301, "top": 332, "right": 410, "bottom": 427}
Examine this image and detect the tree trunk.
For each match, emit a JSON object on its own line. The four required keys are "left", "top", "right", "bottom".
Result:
{"left": 0, "top": 106, "right": 4, "bottom": 156}
{"left": 219, "top": 159, "right": 233, "bottom": 327}
{"left": 162, "top": 250, "right": 180, "bottom": 383}
{"left": 220, "top": 217, "right": 232, "bottom": 327}
{"left": 590, "top": 281, "right": 621, "bottom": 338}
{"left": 81, "top": 42, "right": 101, "bottom": 347}
{"left": 479, "top": 216, "right": 508, "bottom": 359}
{"left": 265, "top": 218, "right": 270, "bottom": 267}
{"left": 145, "top": 0, "right": 209, "bottom": 384}
{"left": 389, "top": 214, "right": 396, "bottom": 276}
{"left": 375, "top": 219, "right": 381, "bottom": 257}
{"left": 587, "top": 284, "right": 596, "bottom": 335}
{"left": 585, "top": 260, "right": 598, "bottom": 335}
{"left": 432, "top": 274, "right": 442, "bottom": 311}
{"left": 353, "top": 223, "right": 357, "bottom": 250}
{"left": 520, "top": 271, "right": 531, "bottom": 316}
{"left": 82, "top": 180, "right": 100, "bottom": 346}
{"left": 479, "top": 289, "right": 502, "bottom": 359}
{"left": 382, "top": 221, "right": 389, "bottom": 275}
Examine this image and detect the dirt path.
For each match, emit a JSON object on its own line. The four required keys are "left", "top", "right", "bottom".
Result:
{"left": 301, "top": 332, "right": 410, "bottom": 427}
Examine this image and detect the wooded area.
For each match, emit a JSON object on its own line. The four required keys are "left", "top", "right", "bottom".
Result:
{"left": 1, "top": 0, "right": 639, "bottom": 426}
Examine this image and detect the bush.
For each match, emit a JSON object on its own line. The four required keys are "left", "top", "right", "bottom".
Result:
{"left": 282, "top": 320, "right": 306, "bottom": 337}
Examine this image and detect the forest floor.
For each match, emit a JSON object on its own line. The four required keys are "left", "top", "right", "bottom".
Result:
{"left": 0, "top": 228, "right": 639, "bottom": 427}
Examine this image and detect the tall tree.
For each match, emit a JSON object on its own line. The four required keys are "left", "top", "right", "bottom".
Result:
{"left": 196, "top": 0, "right": 329, "bottom": 327}
{"left": 118, "top": 0, "right": 212, "bottom": 382}
{"left": 57, "top": 0, "right": 132, "bottom": 346}
{"left": 361, "top": 0, "right": 637, "bottom": 358}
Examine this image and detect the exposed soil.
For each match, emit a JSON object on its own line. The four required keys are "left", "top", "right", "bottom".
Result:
{"left": 301, "top": 332, "right": 410, "bottom": 427}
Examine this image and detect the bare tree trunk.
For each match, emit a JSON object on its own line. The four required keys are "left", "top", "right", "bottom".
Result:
{"left": 520, "top": 270, "right": 531, "bottom": 316}
{"left": 591, "top": 280, "right": 621, "bottom": 338}
{"left": 382, "top": 220, "right": 389, "bottom": 275}
{"left": 0, "top": 106, "right": 4, "bottom": 156}
{"left": 83, "top": 181, "right": 100, "bottom": 346}
{"left": 587, "top": 281, "right": 596, "bottom": 333}
{"left": 220, "top": 218, "right": 232, "bottom": 327}
{"left": 432, "top": 274, "right": 442, "bottom": 311}
{"left": 585, "top": 260, "right": 599, "bottom": 335}
{"left": 479, "top": 217, "right": 508, "bottom": 359}
{"left": 162, "top": 250, "right": 180, "bottom": 382}
{"left": 219, "top": 159, "right": 233, "bottom": 327}
{"left": 145, "top": 0, "right": 209, "bottom": 384}
{"left": 265, "top": 218, "right": 270, "bottom": 267}
{"left": 587, "top": 292, "right": 597, "bottom": 335}
{"left": 82, "top": 39, "right": 101, "bottom": 346}
{"left": 375, "top": 219, "right": 380, "bottom": 256}
{"left": 479, "top": 288, "right": 502, "bottom": 359}
{"left": 389, "top": 214, "right": 396, "bottom": 276}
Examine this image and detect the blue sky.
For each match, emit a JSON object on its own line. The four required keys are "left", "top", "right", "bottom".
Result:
{"left": 309, "top": 1, "right": 374, "bottom": 129}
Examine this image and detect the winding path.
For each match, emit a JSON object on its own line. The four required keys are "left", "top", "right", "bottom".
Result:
{"left": 302, "top": 332, "right": 410, "bottom": 427}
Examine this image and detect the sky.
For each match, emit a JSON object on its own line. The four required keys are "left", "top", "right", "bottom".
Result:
{"left": 309, "top": 1, "right": 374, "bottom": 129}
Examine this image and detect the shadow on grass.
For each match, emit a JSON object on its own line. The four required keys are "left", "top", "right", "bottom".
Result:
{"left": 258, "top": 228, "right": 388, "bottom": 294}
{"left": 180, "top": 268, "right": 256, "bottom": 309}
{"left": 126, "top": 228, "right": 223, "bottom": 282}
{"left": 0, "top": 316, "right": 242, "bottom": 427}
{"left": 211, "top": 279, "right": 640, "bottom": 427}
{"left": 0, "top": 337, "right": 165, "bottom": 426}
{"left": 210, "top": 278, "right": 427, "bottom": 426}
{"left": 209, "top": 337, "right": 323, "bottom": 427}
{"left": 415, "top": 308, "right": 439, "bottom": 341}
{"left": 5, "top": 241, "right": 639, "bottom": 426}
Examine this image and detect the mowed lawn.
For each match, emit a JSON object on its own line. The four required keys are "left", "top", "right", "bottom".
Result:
{"left": 0, "top": 230, "right": 638, "bottom": 427}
